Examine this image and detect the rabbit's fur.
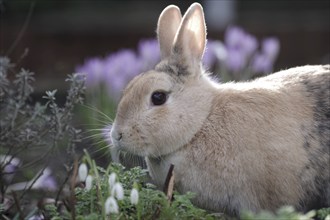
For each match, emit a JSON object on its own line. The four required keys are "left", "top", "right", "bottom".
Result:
{"left": 111, "top": 3, "right": 330, "bottom": 215}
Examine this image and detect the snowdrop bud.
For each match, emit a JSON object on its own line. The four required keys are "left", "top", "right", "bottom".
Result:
{"left": 111, "top": 182, "right": 124, "bottom": 200}
{"left": 108, "top": 172, "right": 116, "bottom": 188}
{"left": 105, "top": 196, "right": 119, "bottom": 214}
{"left": 130, "top": 188, "right": 139, "bottom": 205}
{"left": 78, "top": 163, "right": 88, "bottom": 182}
{"left": 85, "top": 175, "right": 93, "bottom": 191}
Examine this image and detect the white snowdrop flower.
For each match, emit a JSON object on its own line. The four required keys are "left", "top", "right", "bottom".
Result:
{"left": 111, "top": 182, "right": 124, "bottom": 200}
{"left": 105, "top": 196, "right": 119, "bottom": 214}
{"left": 108, "top": 172, "right": 116, "bottom": 188}
{"left": 78, "top": 163, "right": 88, "bottom": 182}
{"left": 85, "top": 175, "right": 93, "bottom": 191}
{"left": 130, "top": 188, "right": 139, "bottom": 205}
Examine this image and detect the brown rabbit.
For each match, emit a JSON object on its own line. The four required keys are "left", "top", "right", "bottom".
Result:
{"left": 110, "top": 3, "right": 330, "bottom": 215}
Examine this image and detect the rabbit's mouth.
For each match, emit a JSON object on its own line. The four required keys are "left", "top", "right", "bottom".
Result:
{"left": 110, "top": 133, "right": 152, "bottom": 157}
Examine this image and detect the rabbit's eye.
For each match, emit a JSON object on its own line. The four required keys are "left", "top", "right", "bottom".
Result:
{"left": 151, "top": 91, "right": 167, "bottom": 106}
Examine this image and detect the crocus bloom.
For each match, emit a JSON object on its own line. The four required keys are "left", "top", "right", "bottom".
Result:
{"left": 203, "top": 40, "right": 218, "bottom": 69}
{"left": 0, "top": 155, "right": 21, "bottom": 183}
{"left": 211, "top": 41, "right": 228, "bottom": 62}
{"left": 78, "top": 163, "right": 88, "bottom": 182}
{"left": 85, "top": 175, "right": 93, "bottom": 191}
{"left": 76, "top": 58, "right": 104, "bottom": 88}
{"left": 104, "top": 49, "right": 142, "bottom": 100}
{"left": 224, "top": 26, "right": 259, "bottom": 73}
{"left": 105, "top": 196, "right": 119, "bottom": 214}
{"left": 32, "top": 168, "right": 57, "bottom": 191}
{"left": 224, "top": 26, "right": 245, "bottom": 49}
{"left": 262, "top": 37, "right": 280, "bottom": 60}
{"left": 130, "top": 188, "right": 139, "bottom": 205}
{"left": 0, "top": 155, "right": 21, "bottom": 173}
{"left": 252, "top": 52, "right": 273, "bottom": 73}
{"left": 241, "top": 33, "right": 258, "bottom": 57}
{"left": 226, "top": 47, "right": 246, "bottom": 72}
{"left": 252, "top": 37, "right": 280, "bottom": 74}
{"left": 6, "top": 168, "right": 56, "bottom": 192}
{"left": 138, "top": 39, "right": 161, "bottom": 70}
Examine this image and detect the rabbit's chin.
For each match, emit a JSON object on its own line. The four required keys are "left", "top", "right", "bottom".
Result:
{"left": 114, "top": 139, "right": 182, "bottom": 158}
{"left": 124, "top": 145, "right": 172, "bottom": 158}
{"left": 111, "top": 141, "right": 154, "bottom": 158}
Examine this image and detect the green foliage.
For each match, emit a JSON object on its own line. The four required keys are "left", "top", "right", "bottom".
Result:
{"left": 44, "top": 204, "right": 61, "bottom": 219}
{"left": 317, "top": 208, "right": 330, "bottom": 220}
{"left": 74, "top": 152, "right": 217, "bottom": 220}
{"left": 241, "top": 206, "right": 330, "bottom": 220}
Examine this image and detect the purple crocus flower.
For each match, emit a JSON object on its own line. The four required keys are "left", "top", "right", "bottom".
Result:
{"left": 75, "top": 39, "right": 162, "bottom": 101}
{"left": 76, "top": 58, "right": 105, "bottom": 88}
{"left": 104, "top": 50, "right": 142, "bottom": 100}
{"left": 0, "top": 155, "right": 21, "bottom": 183}
{"left": 225, "top": 47, "right": 246, "bottom": 72}
{"left": 252, "top": 37, "right": 280, "bottom": 74}
{"left": 32, "top": 168, "right": 57, "bottom": 191}
{"left": 206, "top": 41, "right": 227, "bottom": 65}
{"left": 262, "top": 37, "right": 280, "bottom": 60}
{"left": 204, "top": 40, "right": 229, "bottom": 71}
{"left": 1, "top": 156, "right": 20, "bottom": 174}
{"left": 242, "top": 33, "right": 258, "bottom": 57}
{"left": 224, "top": 26, "right": 245, "bottom": 49}
{"left": 225, "top": 26, "right": 258, "bottom": 55}
{"left": 6, "top": 167, "right": 57, "bottom": 192}
{"left": 224, "top": 26, "right": 258, "bottom": 72}
{"left": 252, "top": 52, "right": 274, "bottom": 73}
{"left": 203, "top": 40, "right": 218, "bottom": 69}
{"left": 138, "top": 39, "right": 161, "bottom": 70}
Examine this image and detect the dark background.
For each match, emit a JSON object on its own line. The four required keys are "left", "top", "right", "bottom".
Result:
{"left": 1, "top": 0, "right": 329, "bottom": 93}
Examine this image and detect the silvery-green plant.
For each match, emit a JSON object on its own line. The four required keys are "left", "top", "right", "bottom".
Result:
{"left": 0, "top": 56, "right": 85, "bottom": 218}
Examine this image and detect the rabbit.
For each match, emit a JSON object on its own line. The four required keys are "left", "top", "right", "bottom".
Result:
{"left": 110, "top": 2, "right": 330, "bottom": 215}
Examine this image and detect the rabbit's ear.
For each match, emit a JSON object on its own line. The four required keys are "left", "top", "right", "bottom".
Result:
{"left": 173, "top": 3, "right": 206, "bottom": 64}
{"left": 157, "top": 5, "right": 182, "bottom": 59}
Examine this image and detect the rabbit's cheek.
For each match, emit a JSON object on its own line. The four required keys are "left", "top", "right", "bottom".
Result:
{"left": 110, "top": 125, "right": 152, "bottom": 156}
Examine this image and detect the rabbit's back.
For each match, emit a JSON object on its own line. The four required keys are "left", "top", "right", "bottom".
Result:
{"left": 147, "top": 65, "right": 330, "bottom": 214}
{"left": 205, "top": 65, "right": 330, "bottom": 212}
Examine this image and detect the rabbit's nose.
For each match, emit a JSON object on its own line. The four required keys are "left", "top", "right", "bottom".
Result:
{"left": 116, "top": 132, "right": 123, "bottom": 141}
{"left": 111, "top": 130, "right": 123, "bottom": 142}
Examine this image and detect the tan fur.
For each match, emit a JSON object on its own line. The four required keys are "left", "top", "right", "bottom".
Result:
{"left": 111, "top": 3, "right": 330, "bottom": 215}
